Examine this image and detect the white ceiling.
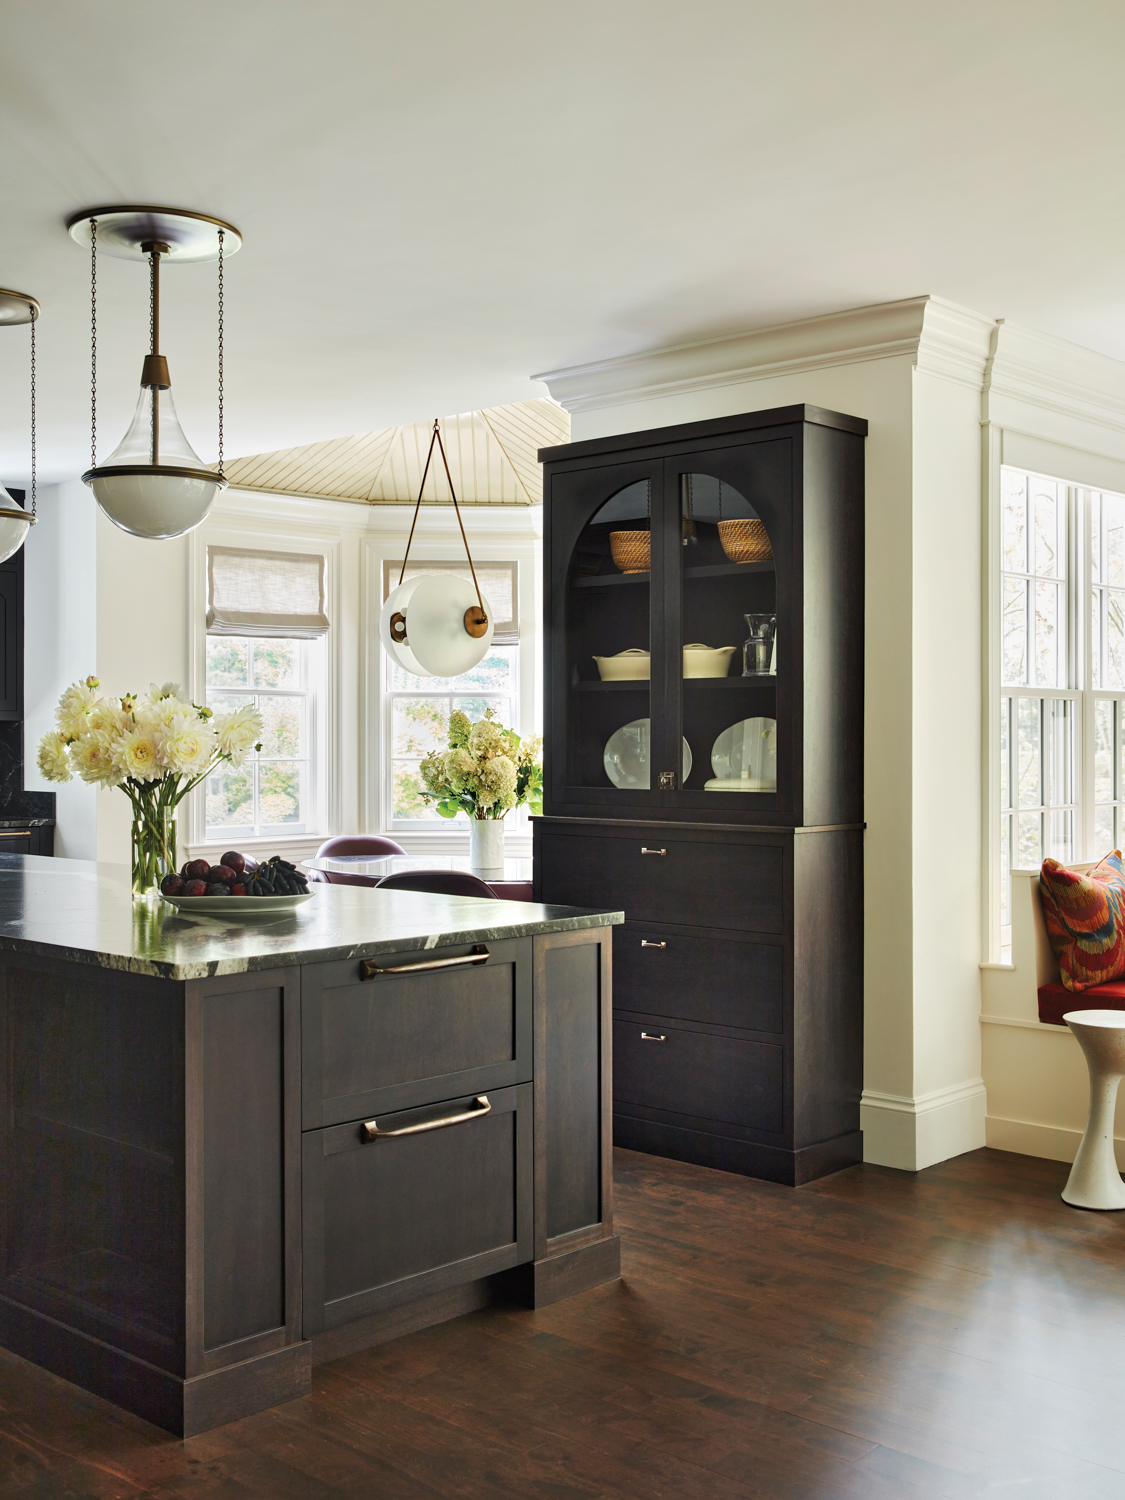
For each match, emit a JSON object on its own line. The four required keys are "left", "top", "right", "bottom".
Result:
{"left": 1, "top": 0, "right": 1123, "bottom": 484}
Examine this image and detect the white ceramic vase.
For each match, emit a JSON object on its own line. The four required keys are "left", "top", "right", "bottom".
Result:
{"left": 469, "top": 817, "right": 505, "bottom": 880}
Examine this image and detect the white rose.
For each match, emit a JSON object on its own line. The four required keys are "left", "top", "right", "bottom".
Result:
{"left": 37, "top": 731, "right": 73, "bottom": 784}
{"left": 72, "top": 733, "right": 123, "bottom": 788}
{"left": 115, "top": 727, "right": 162, "bottom": 783}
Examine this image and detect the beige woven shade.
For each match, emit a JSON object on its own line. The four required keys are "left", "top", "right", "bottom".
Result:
{"left": 207, "top": 546, "right": 329, "bottom": 637}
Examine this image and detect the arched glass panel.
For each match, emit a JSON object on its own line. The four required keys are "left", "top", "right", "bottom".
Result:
{"left": 678, "top": 472, "right": 777, "bottom": 793}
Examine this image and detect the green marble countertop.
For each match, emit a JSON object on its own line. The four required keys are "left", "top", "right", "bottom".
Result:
{"left": 0, "top": 855, "right": 622, "bottom": 981}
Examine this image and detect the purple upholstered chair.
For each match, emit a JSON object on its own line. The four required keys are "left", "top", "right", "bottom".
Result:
{"left": 312, "top": 834, "right": 408, "bottom": 888}
{"left": 375, "top": 870, "right": 498, "bottom": 900}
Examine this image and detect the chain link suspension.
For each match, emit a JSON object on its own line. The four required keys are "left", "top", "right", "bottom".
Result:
{"left": 217, "top": 228, "right": 225, "bottom": 477}
{"left": 90, "top": 218, "right": 97, "bottom": 470}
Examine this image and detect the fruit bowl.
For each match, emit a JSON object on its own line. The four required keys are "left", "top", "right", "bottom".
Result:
{"left": 159, "top": 851, "right": 311, "bottom": 910}
{"left": 163, "top": 892, "right": 314, "bottom": 914}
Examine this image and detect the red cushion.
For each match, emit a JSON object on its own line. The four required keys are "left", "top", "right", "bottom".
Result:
{"left": 1038, "top": 980, "right": 1125, "bottom": 1025}
{"left": 1039, "top": 851, "right": 1125, "bottom": 990}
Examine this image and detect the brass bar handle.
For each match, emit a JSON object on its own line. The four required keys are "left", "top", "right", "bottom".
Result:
{"left": 640, "top": 939, "right": 666, "bottom": 948}
{"left": 641, "top": 847, "right": 667, "bottom": 856}
{"left": 361, "top": 944, "right": 489, "bottom": 979}
{"left": 640, "top": 1032, "right": 667, "bottom": 1042}
{"left": 363, "top": 1094, "right": 491, "bottom": 1141}
{"left": 0, "top": 831, "right": 32, "bottom": 838}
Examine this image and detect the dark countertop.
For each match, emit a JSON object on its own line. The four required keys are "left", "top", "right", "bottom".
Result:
{"left": 0, "top": 855, "right": 622, "bottom": 981}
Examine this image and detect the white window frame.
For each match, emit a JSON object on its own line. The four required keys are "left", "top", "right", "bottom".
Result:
{"left": 362, "top": 512, "right": 542, "bottom": 854}
{"left": 989, "top": 460, "right": 1125, "bottom": 958}
{"left": 185, "top": 512, "right": 344, "bottom": 862}
{"left": 204, "top": 634, "right": 325, "bottom": 841}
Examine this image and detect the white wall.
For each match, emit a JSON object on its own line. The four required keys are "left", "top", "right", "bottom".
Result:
{"left": 24, "top": 480, "right": 98, "bottom": 859}
{"left": 539, "top": 297, "right": 993, "bottom": 1171}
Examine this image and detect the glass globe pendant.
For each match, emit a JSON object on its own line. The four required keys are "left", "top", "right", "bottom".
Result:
{"left": 0, "top": 287, "right": 39, "bottom": 562}
{"left": 67, "top": 206, "right": 242, "bottom": 540}
{"left": 379, "top": 420, "right": 493, "bottom": 677}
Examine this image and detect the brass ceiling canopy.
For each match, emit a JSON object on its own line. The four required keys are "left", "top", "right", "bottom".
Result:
{"left": 66, "top": 205, "right": 241, "bottom": 264}
{"left": 0, "top": 288, "right": 39, "bottom": 325}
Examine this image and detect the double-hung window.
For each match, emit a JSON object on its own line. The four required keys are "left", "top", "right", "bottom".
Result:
{"left": 384, "top": 561, "right": 520, "bottom": 831}
{"left": 996, "top": 468, "right": 1125, "bottom": 951}
{"left": 204, "top": 546, "right": 328, "bottom": 841}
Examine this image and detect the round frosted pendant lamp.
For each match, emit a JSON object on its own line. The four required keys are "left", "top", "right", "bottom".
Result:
{"left": 67, "top": 206, "right": 241, "bottom": 540}
{"left": 0, "top": 287, "right": 40, "bottom": 561}
{"left": 381, "top": 573, "right": 495, "bottom": 677}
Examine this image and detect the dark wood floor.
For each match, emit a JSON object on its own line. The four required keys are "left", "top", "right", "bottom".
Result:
{"left": 3, "top": 1147, "right": 1125, "bottom": 1498}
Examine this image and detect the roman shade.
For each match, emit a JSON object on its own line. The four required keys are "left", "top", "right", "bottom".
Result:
{"left": 383, "top": 560, "right": 519, "bottom": 644}
{"left": 207, "top": 546, "right": 329, "bottom": 637}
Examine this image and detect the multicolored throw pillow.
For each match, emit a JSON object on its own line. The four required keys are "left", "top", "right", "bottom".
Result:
{"left": 1039, "top": 851, "right": 1125, "bottom": 991}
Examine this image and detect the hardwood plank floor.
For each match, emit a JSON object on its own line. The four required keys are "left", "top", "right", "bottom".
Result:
{"left": 2, "top": 1147, "right": 1125, "bottom": 1498}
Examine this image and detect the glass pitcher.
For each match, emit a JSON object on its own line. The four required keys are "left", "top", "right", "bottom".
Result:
{"left": 742, "top": 614, "right": 777, "bottom": 678}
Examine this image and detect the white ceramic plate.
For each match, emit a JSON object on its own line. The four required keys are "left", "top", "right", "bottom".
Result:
{"left": 709, "top": 717, "right": 777, "bottom": 789}
{"left": 604, "top": 718, "right": 692, "bottom": 789}
{"left": 163, "top": 892, "right": 315, "bottom": 914}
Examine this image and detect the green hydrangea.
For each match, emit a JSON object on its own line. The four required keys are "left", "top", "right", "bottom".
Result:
{"left": 448, "top": 710, "right": 471, "bottom": 748}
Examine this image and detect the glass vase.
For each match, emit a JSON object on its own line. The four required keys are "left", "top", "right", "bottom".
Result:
{"left": 131, "top": 799, "right": 177, "bottom": 899}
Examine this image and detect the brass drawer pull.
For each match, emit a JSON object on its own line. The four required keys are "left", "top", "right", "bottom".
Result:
{"left": 361, "top": 944, "right": 489, "bottom": 979}
{"left": 641, "top": 847, "right": 666, "bottom": 856}
{"left": 0, "top": 831, "right": 32, "bottom": 838}
{"left": 363, "top": 1094, "right": 491, "bottom": 1141}
{"left": 640, "top": 1032, "right": 667, "bottom": 1042}
{"left": 641, "top": 940, "right": 666, "bottom": 949}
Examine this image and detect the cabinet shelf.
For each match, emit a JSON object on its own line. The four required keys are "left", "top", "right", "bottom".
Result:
{"left": 572, "top": 559, "right": 774, "bottom": 590}
{"left": 576, "top": 677, "right": 776, "bottom": 692}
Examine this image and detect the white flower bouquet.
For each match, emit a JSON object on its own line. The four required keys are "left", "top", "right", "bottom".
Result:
{"left": 418, "top": 708, "right": 543, "bottom": 821}
{"left": 37, "top": 677, "right": 263, "bottom": 896}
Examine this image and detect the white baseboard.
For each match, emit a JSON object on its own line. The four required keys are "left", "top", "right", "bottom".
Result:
{"left": 861, "top": 1079, "right": 987, "bottom": 1171}
{"left": 986, "top": 1113, "right": 1125, "bottom": 1169}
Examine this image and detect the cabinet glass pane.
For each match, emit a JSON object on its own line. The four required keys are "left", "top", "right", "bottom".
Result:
{"left": 677, "top": 473, "right": 776, "bottom": 795}
{"left": 567, "top": 481, "right": 651, "bottom": 788}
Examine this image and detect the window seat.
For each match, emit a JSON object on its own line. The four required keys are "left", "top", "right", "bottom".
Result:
{"left": 1038, "top": 980, "right": 1125, "bottom": 1026}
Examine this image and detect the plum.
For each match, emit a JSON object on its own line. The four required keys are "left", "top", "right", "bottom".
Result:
{"left": 220, "top": 851, "right": 246, "bottom": 874}
{"left": 183, "top": 879, "right": 208, "bottom": 896}
{"left": 230, "top": 883, "right": 246, "bottom": 896}
{"left": 160, "top": 873, "right": 185, "bottom": 897}
{"left": 183, "top": 859, "right": 210, "bottom": 881}
{"left": 210, "top": 864, "right": 237, "bottom": 885}
{"left": 205, "top": 882, "right": 230, "bottom": 896}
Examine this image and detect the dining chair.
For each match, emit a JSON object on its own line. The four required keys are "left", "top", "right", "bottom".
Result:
{"left": 375, "top": 870, "right": 498, "bottom": 899}
{"left": 312, "top": 834, "right": 407, "bottom": 888}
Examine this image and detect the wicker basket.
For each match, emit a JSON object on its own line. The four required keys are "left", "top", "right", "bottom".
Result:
{"left": 718, "top": 519, "right": 772, "bottom": 564}
{"left": 610, "top": 530, "right": 651, "bottom": 573}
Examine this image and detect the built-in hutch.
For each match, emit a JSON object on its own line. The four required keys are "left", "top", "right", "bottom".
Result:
{"left": 534, "top": 404, "right": 865, "bottom": 1185}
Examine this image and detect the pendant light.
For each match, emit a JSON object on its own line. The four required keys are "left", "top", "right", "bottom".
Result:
{"left": 380, "top": 420, "right": 493, "bottom": 677}
{"left": 0, "top": 287, "right": 39, "bottom": 562}
{"left": 66, "top": 205, "right": 241, "bottom": 540}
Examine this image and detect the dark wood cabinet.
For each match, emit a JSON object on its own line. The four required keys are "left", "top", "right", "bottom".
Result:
{"left": 535, "top": 405, "right": 866, "bottom": 1186}
{"left": 0, "top": 548, "right": 23, "bottom": 722}
{"left": 0, "top": 920, "right": 617, "bottom": 1435}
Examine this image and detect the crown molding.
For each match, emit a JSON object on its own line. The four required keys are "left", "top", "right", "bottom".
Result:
{"left": 534, "top": 296, "right": 996, "bottom": 413}
{"left": 984, "top": 319, "right": 1125, "bottom": 438}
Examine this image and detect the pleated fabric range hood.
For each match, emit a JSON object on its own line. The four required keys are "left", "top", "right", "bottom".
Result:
{"left": 67, "top": 205, "right": 241, "bottom": 540}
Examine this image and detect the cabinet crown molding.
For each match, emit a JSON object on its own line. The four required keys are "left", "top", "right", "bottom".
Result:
{"left": 534, "top": 296, "right": 996, "bottom": 413}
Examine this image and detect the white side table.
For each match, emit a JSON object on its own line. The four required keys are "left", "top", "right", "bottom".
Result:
{"left": 1062, "top": 1009, "right": 1125, "bottom": 1210}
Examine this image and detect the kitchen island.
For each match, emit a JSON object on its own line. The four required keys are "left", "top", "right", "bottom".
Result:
{"left": 0, "top": 856, "right": 621, "bottom": 1435}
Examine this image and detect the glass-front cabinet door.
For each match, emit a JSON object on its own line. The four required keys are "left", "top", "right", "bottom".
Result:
{"left": 547, "top": 437, "right": 793, "bottom": 818}
{"left": 658, "top": 438, "right": 791, "bottom": 814}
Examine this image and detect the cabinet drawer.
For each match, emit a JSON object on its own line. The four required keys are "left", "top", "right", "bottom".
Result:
{"left": 614, "top": 926, "right": 784, "bottom": 1034}
{"left": 302, "top": 1083, "right": 532, "bottom": 1335}
{"left": 302, "top": 939, "right": 532, "bottom": 1129}
{"left": 613, "top": 1020, "right": 784, "bottom": 1133}
{"left": 539, "top": 832, "right": 783, "bottom": 933}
